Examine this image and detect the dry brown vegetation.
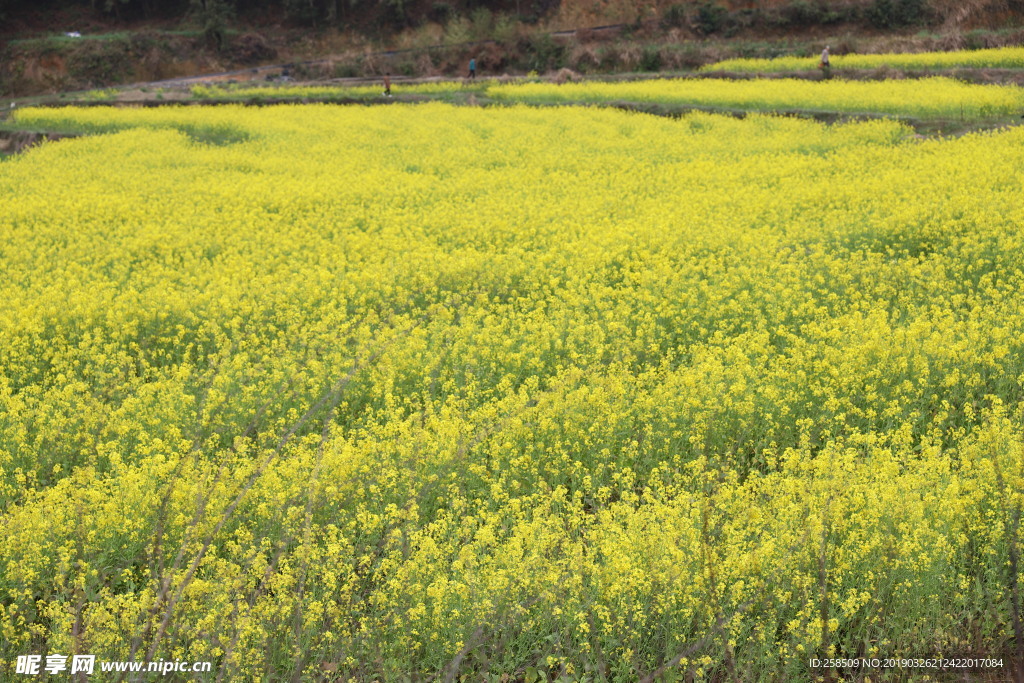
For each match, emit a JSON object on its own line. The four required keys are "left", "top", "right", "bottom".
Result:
{"left": 2, "top": 0, "right": 1024, "bottom": 98}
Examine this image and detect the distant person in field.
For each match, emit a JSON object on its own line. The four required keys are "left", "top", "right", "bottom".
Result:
{"left": 468, "top": 58, "right": 477, "bottom": 80}
{"left": 383, "top": 72, "right": 392, "bottom": 97}
{"left": 820, "top": 45, "right": 831, "bottom": 78}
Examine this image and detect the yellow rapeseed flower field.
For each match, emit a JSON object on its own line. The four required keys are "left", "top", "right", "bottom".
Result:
{"left": 487, "top": 76, "right": 1024, "bottom": 120}
{"left": 1, "top": 102, "right": 1023, "bottom": 679}
{"left": 705, "top": 45, "right": 1024, "bottom": 73}
{"left": 190, "top": 80, "right": 479, "bottom": 101}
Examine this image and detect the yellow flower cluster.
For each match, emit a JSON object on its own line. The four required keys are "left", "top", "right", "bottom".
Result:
{"left": 2, "top": 102, "right": 1023, "bottom": 679}
{"left": 190, "top": 79, "right": 483, "bottom": 101}
{"left": 705, "top": 45, "right": 1024, "bottom": 73}
{"left": 487, "top": 76, "right": 1024, "bottom": 120}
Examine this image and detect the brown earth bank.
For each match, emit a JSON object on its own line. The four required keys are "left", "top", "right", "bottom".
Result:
{"left": 2, "top": 0, "right": 1024, "bottom": 97}
{"left": 0, "top": 129, "right": 78, "bottom": 155}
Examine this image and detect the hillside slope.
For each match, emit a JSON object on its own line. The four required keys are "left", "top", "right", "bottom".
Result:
{"left": 2, "top": 0, "right": 1023, "bottom": 97}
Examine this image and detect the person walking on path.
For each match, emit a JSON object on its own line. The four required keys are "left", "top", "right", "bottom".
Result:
{"left": 819, "top": 45, "right": 831, "bottom": 79}
{"left": 468, "top": 58, "right": 477, "bottom": 80}
{"left": 383, "top": 72, "right": 392, "bottom": 97}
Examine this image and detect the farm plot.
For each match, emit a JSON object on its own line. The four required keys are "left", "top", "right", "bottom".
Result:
{"left": 1, "top": 102, "right": 1023, "bottom": 680}
{"left": 704, "top": 45, "right": 1024, "bottom": 74}
{"left": 487, "top": 76, "right": 1024, "bottom": 120}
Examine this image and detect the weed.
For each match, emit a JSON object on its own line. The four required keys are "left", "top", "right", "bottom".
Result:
{"left": 870, "top": 0, "right": 927, "bottom": 28}
{"left": 640, "top": 46, "right": 663, "bottom": 72}
{"left": 662, "top": 3, "right": 688, "bottom": 29}
{"left": 520, "top": 33, "right": 566, "bottom": 72}
{"left": 695, "top": 2, "right": 729, "bottom": 36}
